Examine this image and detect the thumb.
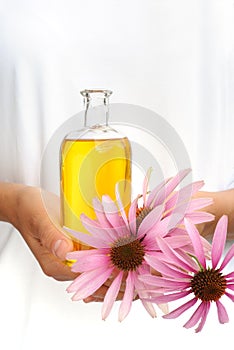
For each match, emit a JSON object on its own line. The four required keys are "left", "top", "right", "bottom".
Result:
{"left": 38, "top": 189, "right": 75, "bottom": 260}
{"left": 52, "top": 234, "right": 74, "bottom": 260}
{"left": 38, "top": 222, "right": 74, "bottom": 260}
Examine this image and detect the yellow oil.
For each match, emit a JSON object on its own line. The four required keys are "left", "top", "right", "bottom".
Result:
{"left": 60, "top": 137, "right": 131, "bottom": 250}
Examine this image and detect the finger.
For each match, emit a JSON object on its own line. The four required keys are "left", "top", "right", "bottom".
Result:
{"left": 31, "top": 190, "right": 74, "bottom": 260}
{"left": 24, "top": 233, "right": 78, "bottom": 281}
{"left": 35, "top": 216, "right": 74, "bottom": 260}
{"left": 52, "top": 236, "right": 74, "bottom": 260}
{"left": 37, "top": 251, "right": 78, "bottom": 281}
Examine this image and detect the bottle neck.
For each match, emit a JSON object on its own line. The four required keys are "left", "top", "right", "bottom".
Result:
{"left": 80, "top": 89, "right": 112, "bottom": 128}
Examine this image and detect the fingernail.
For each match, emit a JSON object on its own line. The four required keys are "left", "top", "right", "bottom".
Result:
{"left": 83, "top": 296, "right": 94, "bottom": 303}
{"left": 53, "top": 239, "right": 69, "bottom": 260}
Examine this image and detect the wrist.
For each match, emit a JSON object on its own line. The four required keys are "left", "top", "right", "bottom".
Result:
{"left": 0, "top": 182, "right": 27, "bottom": 227}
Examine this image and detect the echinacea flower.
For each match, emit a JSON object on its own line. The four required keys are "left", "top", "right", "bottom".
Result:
{"left": 65, "top": 168, "right": 214, "bottom": 321}
{"left": 134, "top": 168, "right": 214, "bottom": 233}
{"left": 140, "top": 215, "right": 234, "bottom": 332}
{"left": 65, "top": 191, "right": 167, "bottom": 322}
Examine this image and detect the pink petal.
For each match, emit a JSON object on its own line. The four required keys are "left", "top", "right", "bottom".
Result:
{"left": 142, "top": 236, "right": 159, "bottom": 251}
{"left": 180, "top": 180, "right": 205, "bottom": 199}
{"left": 190, "top": 180, "right": 206, "bottom": 195}
{"left": 128, "top": 196, "right": 139, "bottom": 233}
{"left": 92, "top": 198, "right": 119, "bottom": 240}
{"left": 219, "top": 243, "right": 234, "bottom": 271}
{"left": 143, "top": 167, "right": 153, "bottom": 204}
{"left": 184, "top": 211, "right": 215, "bottom": 225}
{"left": 187, "top": 198, "right": 213, "bottom": 212}
{"left": 150, "top": 216, "right": 172, "bottom": 238}
{"left": 66, "top": 248, "right": 104, "bottom": 260}
{"left": 139, "top": 274, "right": 190, "bottom": 290}
{"left": 164, "top": 190, "right": 181, "bottom": 213}
{"left": 156, "top": 236, "right": 198, "bottom": 273}
{"left": 135, "top": 271, "right": 151, "bottom": 300}
{"left": 212, "top": 215, "right": 228, "bottom": 269}
{"left": 139, "top": 274, "right": 168, "bottom": 313}
{"left": 164, "top": 211, "right": 185, "bottom": 231}
{"left": 226, "top": 283, "right": 234, "bottom": 291}
{"left": 142, "top": 215, "right": 180, "bottom": 242}
{"left": 137, "top": 264, "right": 151, "bottom": 275}
{"left": 200, "top": 236, "right": 212, "bottom": 257}
{"left": 144, "top": 254, "right": 190, "bottom": 279}
{"left": 163, "top": 297, "right": 197, "bottom": 319}
{"left": 82, "top": 213, "right": 129, "bottom": 241}
{"left": 216, "top": 300, "right": 229, "bottom": 324}
{"left": 165, "top": 181, "right": 204, "bottom": 213}
{"left": 175, "top": 248, "right": 200, "bottom": 271}
{"left": 183, "top": 301, "right": 206, "bottom": 329}
{"left": 146, "top": 177, "right": 169, "bottom": 208}
{"left": 67, "top": 266, "right": 114, "bottom": 299}
{"left": 164, "top": 200, "right": 189, "bottom": 223}
{"left": 64, "top": 226, "right": 108, "bottom": 248}
{"left": 102, "top": 195, "right": 125, "bottom": 228}
{"left": 115, "top": 183, "right": 129, "bottom": 227}
{"left": 163, "top": 168, "right": 191, "bottom": 200}
{"left": 225, "top": 271, "right": 234, "bottom": 279}
{"left": 149, "top": 291, "right": 190, "bottom": 304}
{"left": 118, "top": 271, "right": 135, "bottom": 321}
{"left": 195, "top": 302, "right": 210, "bottom": 333}
{"left": 80, "top": 214, "right": 112, "bottom": 239}
{"left": 67, "top": 266, "right": 109, "bottom": 293}
{"left": 92, "top": 198, "right": 107, "bottom": 224}
{"left": 164, "top": 180, "right": 209, "bottom": 220}
{"left": 134, "top": 273, "right": 157, "bottom": 318}
{"left": 152, "top": 169, "right": 191, "bottom": 208}
{"left": 137, "top": 204, "right": 164, "bottom": 237}
{"left": 71, "top": 253, "right": 110, "bottom": 273}
{"left": 167, "top": 226, "right": 187, "bottom": 236}
{"left": 102, "top": 271, "right": 124, "bottom": 320}
{"left": 164, "top": 235, "right": 192, "bottom": 249}
{"left": 140, "top": 300, "right": 157, "bottom": 318}
{"left": 225, "top": 291, "right": 234, "bottom": 302}
{"left": 184, "top": 218, "right": 206, "bottom": 269}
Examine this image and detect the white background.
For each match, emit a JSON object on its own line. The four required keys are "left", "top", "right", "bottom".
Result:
{"left": 0, "top": 1, "right": 234, "bottom": 349}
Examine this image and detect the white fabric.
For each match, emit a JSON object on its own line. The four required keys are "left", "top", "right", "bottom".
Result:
{"left": 0, "top": 1, "right": 234, "bottom": 349}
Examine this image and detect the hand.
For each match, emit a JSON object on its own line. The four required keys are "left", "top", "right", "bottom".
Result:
{"left": 195, "top": 189, "right": 234, "bottom": 239}
{"left": 7, "top": 184, "right": 77, "bottom": 281}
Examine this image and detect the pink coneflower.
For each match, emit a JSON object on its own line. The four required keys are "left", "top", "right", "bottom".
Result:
{"left": 134, "top": 168, "right": 214, "bottom": 233}
{"left": 65, "top": 168, "right": 214, "bottom": 321}
{"left": 65, "top": 187, "right": 169, "bottom": 321}
{"left": 140, "top": 215, "right": 234, "bottom": 332}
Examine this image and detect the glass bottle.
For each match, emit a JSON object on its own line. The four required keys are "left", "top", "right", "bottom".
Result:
{"left": 60, "top": 89, "right": 131, "bottom": 250}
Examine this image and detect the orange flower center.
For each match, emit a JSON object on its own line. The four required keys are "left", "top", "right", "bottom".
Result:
{"left": 191, "top": 268, "right": 227, "bottom": 302}
{"left": 110, "top": 236, "right": 145, "bottom": 271}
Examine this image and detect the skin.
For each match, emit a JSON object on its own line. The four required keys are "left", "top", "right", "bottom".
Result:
{"left": 0, "top": 183, "right": 233, "bottom": 302}
{"left": 195, "top": 189, "right": 234, "bottom": 240}
{"left": 0, "top": 182, "right": 124, "bottom": 301}
{"left": 0, "top": 183, "right": 76, "bottom": 281}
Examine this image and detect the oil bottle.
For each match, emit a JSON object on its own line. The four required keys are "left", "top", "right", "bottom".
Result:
{"left": 60, "top": 89, "right": 131, "bottom": 249}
